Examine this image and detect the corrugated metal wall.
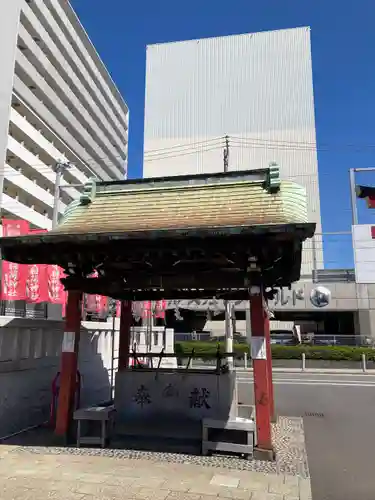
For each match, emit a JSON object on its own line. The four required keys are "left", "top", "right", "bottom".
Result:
{"left": 143, "top": 27, "right": 321, "bottom": 274}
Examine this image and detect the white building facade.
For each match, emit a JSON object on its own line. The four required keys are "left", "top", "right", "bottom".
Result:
{"left": 0, "top": 0, "right": 129, "bottom": 231}
{"left": 143, "top": 27, "right": 321, "bottom": 275}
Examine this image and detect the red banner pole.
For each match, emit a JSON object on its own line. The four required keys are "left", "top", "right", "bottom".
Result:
{"left": 118, "top": 300, "right": 132, "bottom": 370}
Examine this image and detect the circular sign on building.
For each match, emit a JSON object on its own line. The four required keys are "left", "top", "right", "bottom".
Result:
{"left": 310, "top": 286, "right": 331, "bottom": 308}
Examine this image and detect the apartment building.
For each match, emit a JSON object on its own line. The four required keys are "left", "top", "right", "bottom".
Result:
{"left": 0, "top": 0, "right": 129, "bottom": 231}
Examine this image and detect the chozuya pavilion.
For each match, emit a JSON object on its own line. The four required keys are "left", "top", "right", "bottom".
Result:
{"left": 0, "top": 165, "right": 314, "bottom": 459}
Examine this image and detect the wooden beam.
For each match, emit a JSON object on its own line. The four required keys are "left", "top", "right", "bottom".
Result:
{"left": 62, "top": 273, "right": 250, "bottom": 291}
{"left": 55, "top": 291, "right": 82, "bottom": 442}
{"left": 81, "top": 289, "right": 260, "bottom": 301}
{"left": 0, "top": 223, "right": 315, "bottom": 269}
{"left": 250, "top": 287, "right": 274, "bottom": 454}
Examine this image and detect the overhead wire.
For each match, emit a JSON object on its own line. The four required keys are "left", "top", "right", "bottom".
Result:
{"left": 230, "top": 135, "right": 375, "bottom": 151}
{"left": 143, "top": 144, "right": 225, "bottom": 162}
{"left": 3, "top": 133, "right": 375, "bottom": 196}
{"left": 1, "top": 135, "right": 368, "bottom": 265}
{"left": 7, "top": 133, "right": 375, "bottom": 172}
{"left": 31, "top": 134, "right": 375, "bottom": 167}
{"left": 143, "top": 136, "right": 226, "bottom": 155}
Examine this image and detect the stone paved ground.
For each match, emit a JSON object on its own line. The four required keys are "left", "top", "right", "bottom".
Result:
{"left": 0, "top": 416, "right": 311, "bottom": 499}
{"left": 4, "top": 417, "right": 310, "bottom": 478}
{"left": 0, "top": 444, "right": 312, "bottom": 500}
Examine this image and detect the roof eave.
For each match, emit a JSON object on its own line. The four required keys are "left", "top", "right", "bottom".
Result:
{"left": 0, "top": 222, "right": 316, "bottom": 254}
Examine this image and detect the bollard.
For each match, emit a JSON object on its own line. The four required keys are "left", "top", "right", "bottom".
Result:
{"left": 301, "top": 352, "right": 306, "bottom": 372}
{"left": 244, "top": 352, "right": 248, "bottom": 370}
{"left": 362, "top": 353, "right": 367, "bottom": 373}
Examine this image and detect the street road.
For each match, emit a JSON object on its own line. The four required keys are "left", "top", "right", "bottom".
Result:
{"left": 237, "top": 371, "right": 375, "bottom": 500}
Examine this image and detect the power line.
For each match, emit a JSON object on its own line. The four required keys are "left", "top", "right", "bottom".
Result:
{"left": 143, "top": 144, "right": 224, "bottom": 162}
{"left": 25, "top": 133, "right": 375, "bottom": 167}
{"left": 6, "top": 134, "right": 375, "bottom": 174}
{"left": 230, "top": 135, "right": 375, "bottom": 151}
{"left": 143, "top": 135, "right": 375, "bottom": 157}
{"left": 1, "top": 162, "right": 374, "bottom": 191}
{"left": 144, "top": 136, "right": 225, "bottom": 155}
{"left": 230, "top": 140, "right": 368, "bottom": 154}
{"left": 3, "top": 133, "right": 375, "bottom": 192}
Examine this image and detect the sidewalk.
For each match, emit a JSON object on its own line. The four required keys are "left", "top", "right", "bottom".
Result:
{"left": 0, "top": 445, "right": 312, "bottom": 500}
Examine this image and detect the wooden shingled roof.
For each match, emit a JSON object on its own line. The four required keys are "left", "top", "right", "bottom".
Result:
{"left": 55, "top": 169, "right": 308, "bottom": 235}
{"left": 0, "top": 168, "right": 315, "bottom": 299}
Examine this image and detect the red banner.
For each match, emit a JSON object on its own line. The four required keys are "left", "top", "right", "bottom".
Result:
{"left": 142, "top": 300, "right": 152, "bottom": 318}
{"left": 47, "top": 265, "right": 66, "bottom": 305}
{"left": 116, "top": 301, "right": 121, "bottom": 317}
{"left": 25, "top": 229, "right": 49, "bottom": 303}
{"left": 2, "top": 261, "right": 28, "bottom": 301}
{"left": 26, "top": 264, "right": 49, "bottom": 303}
{"left": 85, "top": 271, "right": 108, "bottom": 314}
{"left": 141, "top": 300, "right": 166, "bottom": 319}
{"left": 2, "top": 218, "right": 29, "bottom": 237}
{"left": 155, "top": 299, "right": 167, "bottom": 319}
{"left": 1, "top": 219, "right": 30, "bottom": 300}
{"left": 86, "top": 294, "right": 108, "bottom": 314}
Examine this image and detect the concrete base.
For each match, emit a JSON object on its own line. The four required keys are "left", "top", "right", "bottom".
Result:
{"left": 111, "top": 434, "right": 201, "bottom": 455}
{"left": 116, "top": 416, "right": 201, "bottom": 441}
{"left": 114, "top": 369, "right": 237, "bottom": 445}
{"left": 202, "top": 417, "right": 255, "bottom": 457}
{"left": 253, "top": 446, "right": 276, "bottom": 461}
{"left": 115, "top": 369, "right": 236, "bottom": 421}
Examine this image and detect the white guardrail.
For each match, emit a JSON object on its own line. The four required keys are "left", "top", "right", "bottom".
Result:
{"left": 242, "top": 352, "right": 368, "bottom": 373}
{"left": 190, "top": 353, "right": 370, "bottom": 373}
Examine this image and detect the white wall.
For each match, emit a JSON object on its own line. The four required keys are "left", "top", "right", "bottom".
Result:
{"left": 353, "top": 224, "right": 375, "bottom": 284}
{"left": 0, "top": 318, "right": 175, "bottom": 436}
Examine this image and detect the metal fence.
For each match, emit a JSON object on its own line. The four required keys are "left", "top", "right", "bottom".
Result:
{"left": 175, "top": 332, "right": 373, "bottom": 347}
{"left": 174, "top": 332, "right": 212, "bottom": 342}
{"left": 270, "top": 334, "right": 373, "bottom": 347}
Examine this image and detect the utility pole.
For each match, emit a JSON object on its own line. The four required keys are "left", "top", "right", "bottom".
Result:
{"left": 223, "top": 135, "right": 229, "bottom": 172}
{"left": 52, "top": 161, "right": 70, "bottom": 229}
{"left": 349, "top": 168, "right": 358, "bottom": 225}
{"left": 223, "top": 135, "right": 233, "bottom": 369}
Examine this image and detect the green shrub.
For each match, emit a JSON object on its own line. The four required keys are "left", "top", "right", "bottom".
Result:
{"left": 174, "top": 341, "right": 375, "bottom": 361}
{"left": 174, "top": 341, "right": 248, "bottom": 359}
{"left": 270, "top": 344, "right": 375, "bottom": 361}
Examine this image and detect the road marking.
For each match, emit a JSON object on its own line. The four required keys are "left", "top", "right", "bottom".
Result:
{"left": 237, "top": 378, "right": 375, "bottom": 387}
{"left": 236, "top": 375, "right": 375, "bottom": 381}
{"left": 235, "top": 371, "right": 375, "bottom": 377}
{"left": 238, "top": 377, "right": 375, "bottom": 383}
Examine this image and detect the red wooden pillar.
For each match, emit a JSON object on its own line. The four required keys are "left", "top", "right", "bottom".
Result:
{"left": 118, "top": 300, "right": 132, "bottom": 370}
{"left": 264, "top": 313, "right": 276, "bottom": 422}
{"left": 55, "top": 290, "right": 82, "bottom": 439}
{"left": 250, "top": 286, "right": 273, "bottom": 452}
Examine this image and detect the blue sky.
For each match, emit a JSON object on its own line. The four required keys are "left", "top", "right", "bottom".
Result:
{"left": 72, "top": 0, "right": 374, "bottom": 269}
